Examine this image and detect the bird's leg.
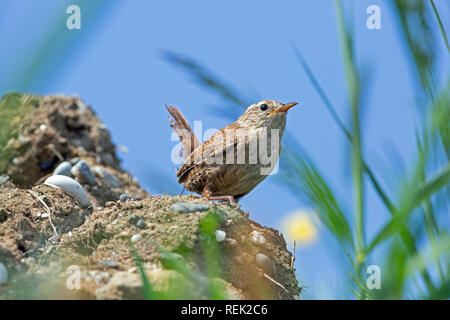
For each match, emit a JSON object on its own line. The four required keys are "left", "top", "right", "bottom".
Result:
{"left": 201, "top": 188, "right": 237, "bottom": 205}
{"left": 209, "top": 195, "right": 237, "bottom": 205}
{"left": 201, "top": 188, "right": 212, "bottom": 199}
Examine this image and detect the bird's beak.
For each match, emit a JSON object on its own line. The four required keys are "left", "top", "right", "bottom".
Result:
{"left": 269, "top": 102, "right": 298, "bottom": 115}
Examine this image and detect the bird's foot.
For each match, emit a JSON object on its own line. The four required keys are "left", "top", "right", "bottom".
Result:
{"left": 208, "top": 195, "right": 239, "bottom": 208}
{"left": 201, "top": 189, "right": 239, "bottom": 207}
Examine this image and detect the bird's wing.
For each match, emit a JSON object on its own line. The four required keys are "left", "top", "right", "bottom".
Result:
{"left": 177, "top": 122, "right": 242, "bottom": 182}
{"left": 166, "top": 105, "right": 200, "bottom": 159}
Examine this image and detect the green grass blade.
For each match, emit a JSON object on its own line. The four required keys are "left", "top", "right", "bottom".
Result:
{"left": 280, "top": 138, "right": 353, "bottom": 247}
{"left": 367, "top": 163, "right": 450, "bottom": 252}
{"left": 0, "top": 93, "right": 40, "bottom": 173}
{"left": 130, "top": 246, "right": 157, "bottom": 300}
{"left": 430, "top": 0, "right": 450, "bottom": 52}
{"left": 159, "top": 249, "right": 227, "bottom": 300}
{"left": 291, "top": 45, "right": 396, "bottom": 213}
{"left": 415, "top": 124, "right": 446, "bottom": 283}
{"left": 431, "top": 81, "right": 450, "bottom": 158}
{"left": 336, "top": 0, "right": 365, "bottom": 269}
{"left": 428, "top": 278, "right": 450, "bottom": 299}
{"left": 392, "top": 0, "right": 435, "bottom": 97}
{"left": 405, "top": 234, "right": 450, "bottom": 283}
{"left": 291, "top": 45, "right": 351, "bottom": 139}
{"left": 162, "top": 50, "right": 248, "bottom": 108}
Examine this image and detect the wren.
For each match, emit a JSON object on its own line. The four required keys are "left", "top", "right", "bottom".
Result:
{"left": 167, "top": 100, "right": 297, "bottom": 203}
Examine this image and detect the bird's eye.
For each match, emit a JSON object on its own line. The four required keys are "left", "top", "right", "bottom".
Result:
{"left": 260, "top": 104, "right": 268, "bottom": 111}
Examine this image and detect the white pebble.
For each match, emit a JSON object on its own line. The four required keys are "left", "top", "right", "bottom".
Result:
{"left": 131, "top": 234, "right": 143, "bottom": 243}
{"left": 18, "top": 135, "right": 30, "bottom": 144}
{"left": 0, "top": 174, "right": 9, "bottom": 185}
{"left": 39, "top": 124, "right": 47, "bottom": 131}
{"left": 170, "top": 202, "right": 209, "bottom": 213}
{"left": 250, "top": 230, "right": 266, "bottom": 245}
{"left": 0, "top": 263, "right": 8, "bottom": 285}
{"left": 44, "top": 175, "right": 90, "bottom": 207}
{"left": 255, "top": 253, "right": 275, "bottom": 276}
{"left": 215, "top": 230, "right": 226, "bottom": 242}
{"left": 53, "top": 161, "right": 72, "bottom": 177}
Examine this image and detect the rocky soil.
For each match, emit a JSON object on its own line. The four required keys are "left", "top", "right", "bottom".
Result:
{"left": 0, "top": 94, "right": 300, "bottom": 299}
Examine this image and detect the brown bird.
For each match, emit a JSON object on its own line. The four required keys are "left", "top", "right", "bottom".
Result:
{"left": 166, "top": 100, "right": 297, "bottom": 203}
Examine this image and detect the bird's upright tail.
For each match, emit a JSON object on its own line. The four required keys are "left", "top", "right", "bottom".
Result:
{"left": 166, "top": 105, "right": 200, "bottom": 159}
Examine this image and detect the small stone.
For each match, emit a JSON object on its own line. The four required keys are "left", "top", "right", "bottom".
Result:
{"left": 71, "top": 160, "right": 96, "bottom": 185}
{"left": 131, "top": 234, "right": 143, "bottom": 243}
{"left": 97, "top": 153, "right": 115, "bottom": 167}
{"left": 215, "top": 230, "right": 226, "bottom": 242}
{"left": 92, "top": 166, "right": 121, "bottom": 188}
{"left": 12, "top": 158, "right": 19, "bottom": 165}
{"left": 100, "top": 260, "right": 119, "bottom": 268}
{"left": 255, "top": 253, "right": 276, "bottom": 276}
{"left": 170, "top": 202, "right": 209, "bottom": 213}
{"left": 0, "top": 263, "right": 8, "bottom": 285}
{"left": 250, "top": 230, "right": 266, "bottom": 245}
{"left": 120, "top": 194, "right": 134, "bottom": 202}
{"left": 136, "top": 219, "right": 146, "bottom": 229}
{"left": 70, "top": 157, "right": 80, "bottom": 165}
{"left": 44, "top": 175, "right": 90, "bottom": 207}
{"left": 0, "top": 174, "right": 9, "bottom": 185}
{"left": 128, "top": 215, "right": 139, "bottom": 225}
{"left": 39, "top": 124, "right": 47, "bottom": 131}
{"left": 21, "top": 257, "right": 35, "bottom": 265}
{"left": 128, "top": 267, "right": 137, "bottom": 273}
{"left": 53, "top": 161, "right": 72, "bottom": 177}
{"left": 18, "top": 135, "right": 31, "bottom": 144}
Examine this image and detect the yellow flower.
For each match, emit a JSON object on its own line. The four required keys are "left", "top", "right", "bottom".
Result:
{"left": 281, "top": 210, "right": 318, "bottom": 246}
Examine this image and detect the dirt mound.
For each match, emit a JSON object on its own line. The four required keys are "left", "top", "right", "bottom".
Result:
{"left": 0, "top": 94, "right": 300, "bottom": 299}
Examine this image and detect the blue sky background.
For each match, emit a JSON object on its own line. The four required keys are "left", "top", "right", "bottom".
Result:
{"left": 1, "top": 0, "right": 448, "bottom": 299}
